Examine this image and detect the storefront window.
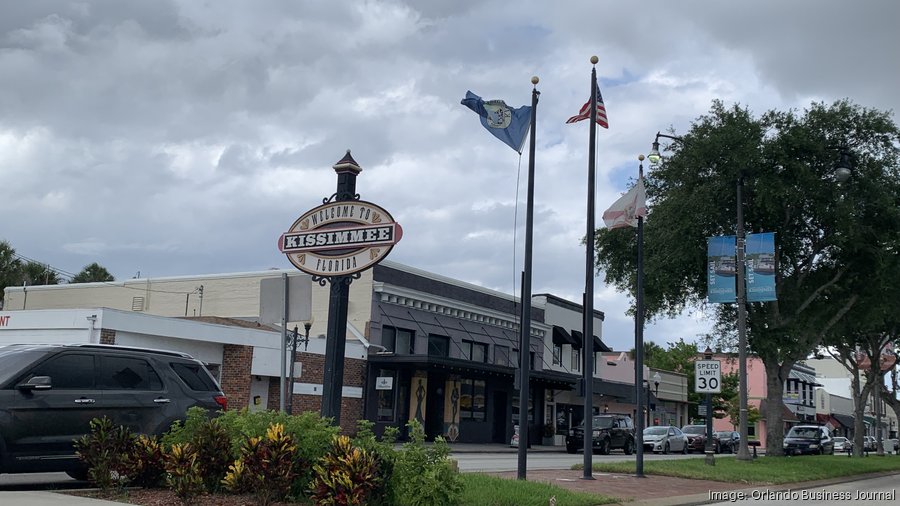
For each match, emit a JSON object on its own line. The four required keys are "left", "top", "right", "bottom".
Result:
{"left": 376, "top": 369, "right": 396, "bottom": 422}
{"left": 512, "top": 394, "right": 534, "bottom": 424}
{"left": 459, "top": 379, "right": 486, "bottom": 421}
{"left": 571, "top": 348, "right": 581, "bottom": 372}
{"left": 552, "top": 344, "right": 562, "bottom": 365}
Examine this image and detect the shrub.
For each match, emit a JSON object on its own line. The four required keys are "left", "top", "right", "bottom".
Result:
{"left": 392, "top": 420, "right": 462, "bottom": 506}
{"left": 309, "top": 435, "right": 383, "bottom": 506}
{"left": 164, "top": 443, "right": 205, "bottom": 504}
{"left": 352, "top": 420, "right": 398, "bottom": 506}
{"left": 127, "top": 435, "right": 167, "bottom": 488}
{"left": 215, "top": 408, "right": 338, "bottom": 492}
{"left": 191, "top": 417, "right": 233, "bottom": 492}
{"left": 73, "top": 416, "right": 136, "bottom": 491}
{"left": 161, "top": 406, "right": 214, "bottom": 449}
{"left": 222, "top": 423, "right": 298, "bottom": 506}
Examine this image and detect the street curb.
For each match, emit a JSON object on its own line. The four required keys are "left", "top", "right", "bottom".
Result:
{"left": 613, "top": 470, "right": 900, "bottom": 506}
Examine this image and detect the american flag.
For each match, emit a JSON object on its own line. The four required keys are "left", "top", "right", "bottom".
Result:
{"left": 566, "top": 79, "right": 609, "bottom": 128}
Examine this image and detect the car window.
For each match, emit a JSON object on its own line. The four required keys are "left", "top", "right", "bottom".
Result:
{"left": 99, "top": 356, "right": 163, "bottom": 390}
{"left": 24, "top": 353, "right": 95, "bottom": 389}
{"left": 668, "top": 428, "right": 675, "bottom": 436}
{"left": 171, "top": 362, "right": 219, "bottom": 391}
{"left": 787, "top": 427, "right": 819, "bottom": 438}
{"left": 683, "top": 426, "right": 705, "bottom": 434}
{"left": 591, "top": 416, "right": 614, "bottom": 429}
{"left": 644, "top": 427, "right": 666, "bottom": 435}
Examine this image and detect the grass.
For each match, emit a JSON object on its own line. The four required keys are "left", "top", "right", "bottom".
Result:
{"left": 572, "top": 455, "right": 900, "bottom": 485}
{"left": 459, "top": 473, "right": 618, "bottom": 506}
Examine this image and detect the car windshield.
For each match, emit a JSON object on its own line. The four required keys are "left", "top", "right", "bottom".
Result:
{"left": 590, "top": 416, "right": 615, "bottom": 429}
{"left": 714, "top": 431, "right": 732, "bottom": 438}
{"left": 0, "top": 346, "right": 45, "bottom": 385}
{"left": 644, "top": 427, "right": 667, "bottom": 435}
{"left": 834, "top": 437, "right": 847, "bottom": 442}
{"left": 682, "top": 426, "right": 705, "bottom": 434}
{"left": 787, "top": 427, "right": 820, "bottom": 438}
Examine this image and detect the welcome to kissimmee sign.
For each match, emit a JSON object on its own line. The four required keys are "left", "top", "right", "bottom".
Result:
{"left": 279, "top": 200, "right": 402, "bottom": 277}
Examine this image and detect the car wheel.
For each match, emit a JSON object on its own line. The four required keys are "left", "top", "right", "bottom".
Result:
{"left": 663, "top": 442, "right": 670, "bottom": 454}
{"left": 830, "top": 445, "right": 835, "bottom": 455}
{"left": 566, "top": 444, "right": 577, "bottom": 454}
{"left": 682, "top": 441, "right": 688, "bottom": 454}
{"left": 599, "top": 438, "right": 611, "bottom": 455}
{"left": 624, "top": 438, "right": 634, "bottom": 455}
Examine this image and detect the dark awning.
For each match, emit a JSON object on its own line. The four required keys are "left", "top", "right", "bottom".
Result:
{"left": 571, "top": 330, "right": 612, "bottom": 352}
{"left": 759, "top": 399, "right": 799, "bottom": 422}
{"left": 367, "top": 354, "right": 573, "bottom": 390}
{"left": 552, "top": 326, "right": 578, "bottom": 346}
{"left": 831, "top": 413, "right": 855, "bottom": 428}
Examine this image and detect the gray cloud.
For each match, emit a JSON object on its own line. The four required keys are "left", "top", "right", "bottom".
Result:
{"left": 2, "top": 0, "right": 896, "bottom": 350}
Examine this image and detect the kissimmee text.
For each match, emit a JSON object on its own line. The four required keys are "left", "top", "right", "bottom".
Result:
{"left": 282, "top": 224, "right": 397, "bottom": 252}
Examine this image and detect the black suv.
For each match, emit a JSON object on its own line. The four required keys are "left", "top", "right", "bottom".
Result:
{"left": 566, "top": 414, "right": 635, "bottom": 455}
{"left": 0, "top": 344, "right": 226, "bottom": 477}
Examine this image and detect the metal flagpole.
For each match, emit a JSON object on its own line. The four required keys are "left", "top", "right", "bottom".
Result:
{"left": 517, "top": 76, "right": 540, "bottom": 481}
{"left": 582, "top": 58, "right": 599, "bottom": 480}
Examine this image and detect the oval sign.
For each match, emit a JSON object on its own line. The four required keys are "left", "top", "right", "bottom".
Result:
{"left": 278, "top": 200, "right": 403, "bottom": 277}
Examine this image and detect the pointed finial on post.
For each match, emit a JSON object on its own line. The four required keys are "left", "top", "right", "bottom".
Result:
{"left": 591, "top": 55, "right": 598, "bottom": 65}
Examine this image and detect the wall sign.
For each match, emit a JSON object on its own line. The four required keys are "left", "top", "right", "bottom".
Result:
{"left": 278, "top": 200, "right": 403, "bottom": 277}
{"left": 375, "top": 376, "right": 394, "bottom": 390}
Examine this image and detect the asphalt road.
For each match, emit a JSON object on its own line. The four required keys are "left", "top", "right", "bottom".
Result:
{"left": 709, "top": 473, "right": 897, "bottom": 505}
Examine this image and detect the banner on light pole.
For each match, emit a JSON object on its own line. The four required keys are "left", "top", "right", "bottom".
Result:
{"left": 746, "top": 232, "right": 777, "bottom": 302}
{"left": 707, "top": 236, "right": 736, "bottom": 303}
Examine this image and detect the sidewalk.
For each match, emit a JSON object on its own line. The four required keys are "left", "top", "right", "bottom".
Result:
{"left": 492, "top": 469, "right": 900, "bottom": 506}
{"left": 0, "top": 491, "right": 124, "bottom": 505}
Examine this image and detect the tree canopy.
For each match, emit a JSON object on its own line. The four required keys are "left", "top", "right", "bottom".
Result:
{"left": 71, "top": 262, "right": 116, "bottom": 283}
{"left": 596, "top": 99, "right": 900, "bottom": 454}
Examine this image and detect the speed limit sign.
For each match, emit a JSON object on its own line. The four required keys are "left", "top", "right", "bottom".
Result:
{"left": 695, "top": 360, "right": 721, "bottom": 393}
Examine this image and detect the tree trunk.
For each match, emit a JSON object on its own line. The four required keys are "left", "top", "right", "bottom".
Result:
{"left": 763, "top": 360, "right": 790, "bottom": 456}
{"left": 851, "top": 371, "right": 873, "bottom": 457}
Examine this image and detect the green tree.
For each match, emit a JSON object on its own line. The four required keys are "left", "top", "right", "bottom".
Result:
{"left": 21, "top": 261, "right": 61, "bottom": 286}
{"left": 71, "top": 262, "right": 115, "bottom": 283}
{"left": 631, "top": 338, "right": 706, "bottom": 419}
{"left": 0, "top": 240, "right": 23, "bottom": 308}
{"left": 595, "top": 100, "right": 900, "bottom": 455}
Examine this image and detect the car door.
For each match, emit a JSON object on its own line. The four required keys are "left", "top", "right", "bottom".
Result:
{"left": 4, "top": 352, "right": 103, "bottom": 464}
{"left": 98, "top": 354, "right": 176, "bottom": 436}
{"left": 667, "top": 427, "right": 677, "bottom": 451}
{"left": 610, "top": 419, "right": 624, "bottom": 448}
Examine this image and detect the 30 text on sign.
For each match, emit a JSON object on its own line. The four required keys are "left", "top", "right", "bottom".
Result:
{"left": 694, "top": 360, "right": 721, "bottom": 393}
{"left": 279, "top": 200, "right": 402, "bottom": 277}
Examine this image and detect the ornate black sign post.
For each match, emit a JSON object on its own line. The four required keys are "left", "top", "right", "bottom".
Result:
{"left": 279, "top": 151, "right": 402, "bottom": 424}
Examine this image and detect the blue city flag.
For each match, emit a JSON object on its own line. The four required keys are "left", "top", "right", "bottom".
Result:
{"left": 461, "top": 91, "right": 532, "bottom": 153}
{"left": 746, "top": 232, "right": 777, "bottom": 302}
{"left": 707, "top": 236, "right": 737, "bottom": 303}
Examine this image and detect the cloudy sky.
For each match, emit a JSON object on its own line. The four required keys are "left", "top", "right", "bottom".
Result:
{"left": 1, "top": 0, "right": 897, "bottom": 350}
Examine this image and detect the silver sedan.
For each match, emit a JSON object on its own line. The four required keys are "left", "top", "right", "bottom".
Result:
{"left": 643, "top": 425, "right": 688, "bottom": 454}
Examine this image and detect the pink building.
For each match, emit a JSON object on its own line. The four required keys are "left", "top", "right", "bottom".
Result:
{"left": 711, "top": 354, "right": 817, "bottom": 450}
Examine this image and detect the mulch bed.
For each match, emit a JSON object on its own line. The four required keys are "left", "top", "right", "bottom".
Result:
{"left": 68, "top": 488, "right": 298, "bottom": 505}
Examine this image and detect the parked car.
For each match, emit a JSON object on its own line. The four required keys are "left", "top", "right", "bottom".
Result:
{"left": 0, "top": 343, "right": 226, "bottom": 478}
{"left": 832, "top": 436, "right": 852, "bottom": 453}
{"left": 782, "top": 425, "right": 834, "bottom": 455}
{"left": 682, "top": 425, "right": 719, "bottom": 453}
{"left": 714, "top": 430, "right": 740, "bottom": 453}
{"left": 566, "top": 414, "right": 635, "bottom": 455}
{"left": 643, "top": 425, "right": 688, "bottom": 454}
{"left": 863, "top": 436, "right": 877, "bottom": 452}
{"left": 885, "top": 438, "right": 899, "bottom": 454}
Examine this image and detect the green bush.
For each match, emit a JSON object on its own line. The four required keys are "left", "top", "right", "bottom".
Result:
{"left": 127, "top": 435, "right": 167, "bottom": 488}
{"left": 222, "top": 423, "right": 298, "bottom": 506}
{"left": 164, "top": 443, "right": 205, "bottom": 504}
{"left": 73, "top": 416, "right": 136, "bottom": 491}
{"left": 392, "top": 420, "right": 462, "bottom": 506}
{"left": 352, "top": 420, "right": 399, "bottom": 506}
{"left": 309, "top": 435, "right": 384, "bottom": 506}
{"left": 215, "top": 408, "right": 338, "bottom": 492}
{"left": 191, "top": 417, "right": 233, "bottom": 492}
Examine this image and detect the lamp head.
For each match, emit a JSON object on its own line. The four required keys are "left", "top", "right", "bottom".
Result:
{"left": 834, "top": 150, "right": 852, "bottom": 182}
{"left": 648, "top": 138, "right": 662, "bottom": 167}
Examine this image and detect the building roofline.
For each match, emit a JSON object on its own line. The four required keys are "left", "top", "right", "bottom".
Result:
{"left": 533, "top": 292, "right": 605, "bottom": 320}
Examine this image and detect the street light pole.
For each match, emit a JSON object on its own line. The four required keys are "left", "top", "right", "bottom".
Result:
{"left": 736, "top": 174, "right": 751, "bottom": 461}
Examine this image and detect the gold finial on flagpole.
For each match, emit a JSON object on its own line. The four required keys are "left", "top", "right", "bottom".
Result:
{"left": 531, "top": 76, "right": 539, "bottom": 86}
{"left": 638, "top": 154, "right": 645, "bottom": 161}
{"left": 591, "top": 55, "right": 598, "bottom": 65}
